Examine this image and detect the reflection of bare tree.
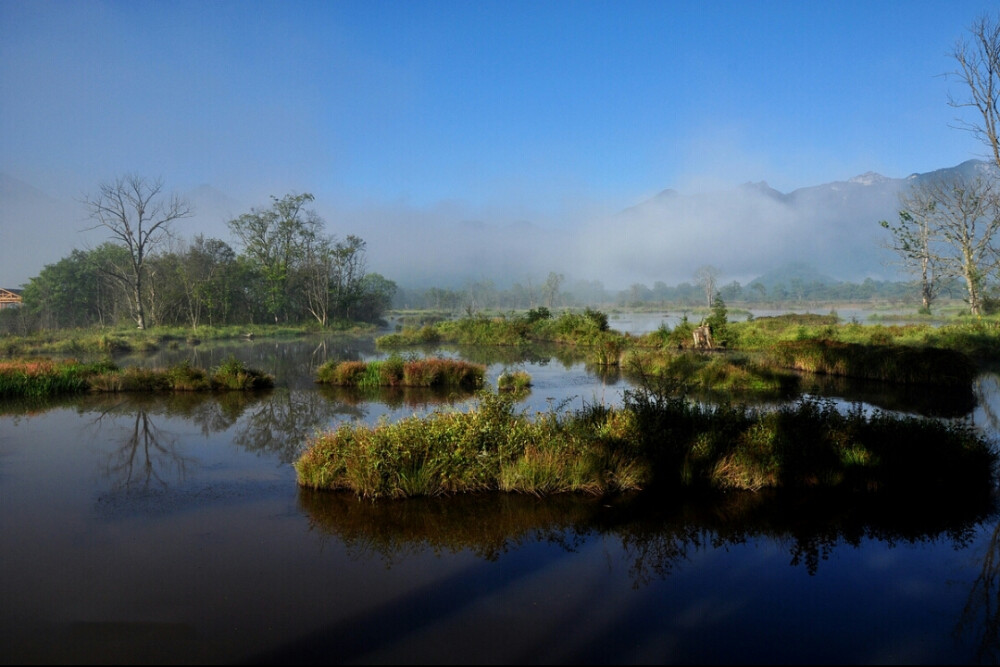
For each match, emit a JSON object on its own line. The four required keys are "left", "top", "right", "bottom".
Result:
{"left": 616, "top": 523, "right": 706, "bottom": 588}
{"left": 957, "top": 519, "right": 1000, "bottom": 663}
{"left": 973, "top": 373, "right": 1000, "bottom": 435}
{"left": 92, "top": 399, "right": 195, "bottom": 492}
{"left": 234, "top": 388, "right": 366, "bottom": 463}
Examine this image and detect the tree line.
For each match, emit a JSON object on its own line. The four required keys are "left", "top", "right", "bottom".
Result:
{"left": 3, "top": 184, "right": 395, "bottom": 333}
{"left": 392, "top": 274, "right": 939, "bottom": 313}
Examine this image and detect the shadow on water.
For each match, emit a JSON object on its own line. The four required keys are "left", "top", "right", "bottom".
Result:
{"left": 799, "top": 371, "right": 978, "bottom": 418}
{"left": 240, "top": 488, "right": 1000, "bottom": 665}
{"left": 296, "top": 489, "right": 996, "bottom": 579}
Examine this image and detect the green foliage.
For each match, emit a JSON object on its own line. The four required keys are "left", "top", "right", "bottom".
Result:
{"left": 497, "top": 370, "right": 533, "bottom": 392}
{"left": 166, "top": 361, "right": 212, "bottom": 391}
{"left": 668, "top": 315, "right": 695, "bottom": 348}
{"left": 524, "top": 306, "right": 551, "bottom": 324}
{"left": 583, "top": 307, "right": 610, "bottom": 332}
{"left": 211, "top": 356, "right": 275, "bottom": 390}
{"left": 591, "top": 334, "right": 625, "bottom": 366}
{"left": 704, "top": 293, "right": 729, "bottom": 344}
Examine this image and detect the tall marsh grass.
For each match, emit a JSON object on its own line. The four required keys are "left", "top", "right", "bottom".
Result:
{"left": 296, "top": 386, "right": 995, "bottom": 499}
{"left": 295, "top": 391, "right": 646, "bottom": 499}
{"left": 622, "top": 350, "right": 799, "bottom": 398}
{"left": 317, "top": 356, "right": 485, "bottom": 389}
{"left": 0, "top": 357, "right": 273, "bottom": 398}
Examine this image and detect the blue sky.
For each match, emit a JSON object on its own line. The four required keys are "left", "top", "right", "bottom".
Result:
{"left": 3, "top": 0, "right": 996, "bottom": 203}
{"left": 2, "top": 0, "right": 999, "bottom": 287}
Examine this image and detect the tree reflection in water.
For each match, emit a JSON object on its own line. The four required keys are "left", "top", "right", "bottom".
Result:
{"left": 234, "top": 388, "right": 366, "bottom": 463}
{"left": 973, "top": 372, "right": 1000, "bottom": 433}
{"left": 957, "top": 516, "right": 1000, "bottom": 663}
{"left": 86, "top": 396, "right": 197, "bottom": 493}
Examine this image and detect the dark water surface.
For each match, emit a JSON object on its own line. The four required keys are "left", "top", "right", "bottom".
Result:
{"left": 3, "top": 326, "right": 1000, "bottom": 664}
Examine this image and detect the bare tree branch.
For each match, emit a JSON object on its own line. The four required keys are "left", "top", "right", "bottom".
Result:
{"left": 949, "top": 13, "right": 1000, "bottom": 169}
{"left": 81, "top": 174, "right": 192, "bottom": 329}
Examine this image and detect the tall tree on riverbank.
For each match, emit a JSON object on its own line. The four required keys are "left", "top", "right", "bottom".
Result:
{"left": 81, "top": 175, "right": 192, "bottom": 329}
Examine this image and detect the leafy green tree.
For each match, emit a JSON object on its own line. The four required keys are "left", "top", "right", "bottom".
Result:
{"left": 353, "top": 273, "right": 397, "bottom": 323}
{"left": 169, "top": 236, "right": 240, "bottom": 327}
{"left": 330, "top": 235, "right": 368, "bottom": 320}
{"left": 21, "top": 243, "right": 131, "bottom": 329}
{"left": 705, "top": 293, "right": 729, "bottom": 345}
{"left": 227, "top": 193, "right": 322, "bottom": 323}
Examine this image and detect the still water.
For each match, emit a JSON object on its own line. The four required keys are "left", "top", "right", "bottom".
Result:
{"left": 2, "top": 321, "right": 1000, "bottom": 664}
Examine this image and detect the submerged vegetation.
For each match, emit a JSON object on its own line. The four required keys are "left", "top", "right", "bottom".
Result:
{"left": 0, "top": 357, "right": 273, "bottom": 398}
{"left": 295, "top": 387, "right": 995, "bottom": 499}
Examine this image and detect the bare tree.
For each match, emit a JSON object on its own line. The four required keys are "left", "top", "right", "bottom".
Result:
{"left": 884, "top": 175, "right": 1000, "bottom": 315}
{"left": 880, "top": 190, "right": 946, "bottom": 313}
{"left": 694, "top": 265, "right": 720, "bottom": 307}
{"left": 950, "top": 13, "right": 1000, "bottom": 169}
{"left": 542, "top": 271, "right": 564, "bottom": 309}
{"left": 82, "top": 174, "right": 192, "bottom": 329}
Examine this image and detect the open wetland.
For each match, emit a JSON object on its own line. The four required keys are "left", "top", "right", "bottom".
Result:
{"left": 4, "top": 319, "right": 1000, "bottom": 664}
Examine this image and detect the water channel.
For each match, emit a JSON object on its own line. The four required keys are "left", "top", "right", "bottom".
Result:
{"left": 3, "top": 313, "right": 1000, "bottom": 664}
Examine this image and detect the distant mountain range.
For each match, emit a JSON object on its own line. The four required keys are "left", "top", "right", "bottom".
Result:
{"left": 2, "top": 160, "right": 997, "bottom": 290}
{"left": 582, "top": 159, "right": 1000, "bottom": 290}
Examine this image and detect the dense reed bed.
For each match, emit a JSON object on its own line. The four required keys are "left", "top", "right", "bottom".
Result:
{"left": 295, "top": 387, "right": 995, "bottom": 499}
{"left": 316, "top": 356, "right": 485, "bottom": 389}
{"left": 0, "top": 357, "right": 273, "bottom": 398}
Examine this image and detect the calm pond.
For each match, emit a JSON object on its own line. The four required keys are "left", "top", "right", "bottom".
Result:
{"left": 3, "top": 316, "right": 1000, "bottom": 664}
